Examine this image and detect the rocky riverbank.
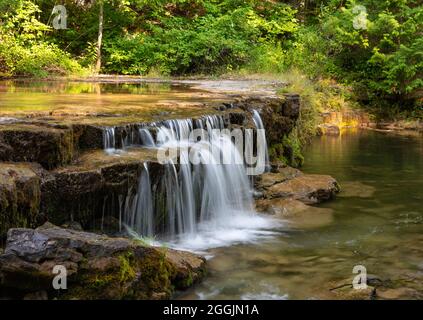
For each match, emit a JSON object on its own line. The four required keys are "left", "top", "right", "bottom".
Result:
{"left": 0, "top": 79, "right": 345, "bottom": 300}
{"left": 318, "top": 109, "right": 423, "bottom": 137}
{"left": 0, "top": 92, "right": 301, "bottom": 238}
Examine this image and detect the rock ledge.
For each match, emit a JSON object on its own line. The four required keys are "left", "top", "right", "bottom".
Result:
{"left": 0, "top": 223, "right": 206, "bottom": 300}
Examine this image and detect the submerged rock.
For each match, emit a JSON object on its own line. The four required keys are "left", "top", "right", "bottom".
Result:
{"left": 338, "top": 181, "right": 375, "bottom": 198}
{"left": 329, "top": 284, "right": 376, "bottom": 300}
{"left": 0, "top": 223, "right": 206, "bottom": 300}
{"left": 256, "top": 198, "right": 334, "bottom": 229}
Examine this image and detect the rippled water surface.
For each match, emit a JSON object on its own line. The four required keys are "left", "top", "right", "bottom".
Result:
{"left": 181, "top": 129, "right": 423, "bottom": 300}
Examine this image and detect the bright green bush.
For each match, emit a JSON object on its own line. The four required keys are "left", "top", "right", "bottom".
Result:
{"left": 0, "top": 0, "right": 420, "bottom": 113}
{"left": 317, "top": 0, "right": 422, "bottom": 107}
{"left": 102, "top": 1, "right": 298, "bottom": 75}
{"left": 0, "top": 0, "right": 82, "bottom": 77}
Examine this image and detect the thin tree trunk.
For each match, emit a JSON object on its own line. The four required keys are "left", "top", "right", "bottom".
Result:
{"left": 96, "top": 0, "right": 104, "bottom": 73}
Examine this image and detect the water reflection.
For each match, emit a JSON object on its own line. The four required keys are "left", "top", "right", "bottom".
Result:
{"left": 0, "top": 80, "right": 226, "bottom": 119}
{"left": 0, "top": 80, "right": 174, "bottom": 94}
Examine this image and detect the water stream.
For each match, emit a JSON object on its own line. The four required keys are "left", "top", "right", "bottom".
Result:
{"left": 2, "top": 80, "right": 421, "bottom": 299}
{"left": 180, "top": 129, "right": 423, "bottom": 299}
{"left": 110, "top": 112, "right": 277, "bottom": 248}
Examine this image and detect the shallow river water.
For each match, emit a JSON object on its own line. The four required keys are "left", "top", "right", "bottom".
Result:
{"left": 181, "top": 129, "right": 423, "bottom": 300}
{"left": 1, "top": 81, "right": 422, "bottom": 299}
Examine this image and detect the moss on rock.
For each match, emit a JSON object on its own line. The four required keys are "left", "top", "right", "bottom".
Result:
{"left": 0, "top": 223, "right": 206, "bottom": 300}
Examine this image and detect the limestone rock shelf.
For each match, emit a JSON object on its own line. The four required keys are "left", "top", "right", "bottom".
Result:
{"left": 0, "top": 94, "right": 301, "bottom": 237}
{"left": 0, "top": 222, "right": 206, "bottom": 299}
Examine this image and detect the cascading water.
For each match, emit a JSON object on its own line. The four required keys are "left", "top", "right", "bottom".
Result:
{"left": 132, "top": 162, "right": 154, "bottom": 236}
{"left": 252, "top": 110, "right": 270, "bottom": 173}
{"left": 139, "top": 128, "right": 156, "bottom": 147}
{"left": 107, "top": 112, "right": 277, "bottom": 250}
{"left": 103, "top": 127, "right": 116, "bottom": 153}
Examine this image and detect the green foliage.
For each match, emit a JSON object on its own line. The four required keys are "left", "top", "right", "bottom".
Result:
{"left": 277, "top": 69, "right": 358, "bottom": 161}
{"left": 0, "top": 0, "right": 420, "bottom": 113}
{"left": 102, "top": 1, "right": 298, "bottom": 75}
{"left": 316, "top": 0, "right": 422, "bottom": 107}
{"left": 0, "top": 40, "right": 82, "bottom": 77}
{"left": 0, "top": 0, "right": 82, "bottom": 77}
{"left": 282, "top": 130, "right": 304, "bottom": 168}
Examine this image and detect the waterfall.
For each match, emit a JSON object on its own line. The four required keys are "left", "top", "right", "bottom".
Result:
{"left": 105, "top": 113, "right": 276, "bottom": 248}
{"left": 252, "top": 110, "right": 271, "bottom": 172}
{"left": 139, "top": 128, "right": 155, "bottom": 147}
{"left": 134, "top": 163, "right": 154, "bottom": 236}
{"left": 121, "top": 115, "right": 254, "bottom": 240}
{"left": 103, "top": 127, "right": 116, "bottom": 154}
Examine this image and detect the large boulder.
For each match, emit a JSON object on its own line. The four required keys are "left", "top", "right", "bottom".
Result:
{"left": 0, "top": 223, "right": 206, "bottom": 300}
{"left": 264, "top": 174, "right": 340, "bottom": 204}
{"left": 254, "top": 166, "right": 339, "bottom": 229}
{"left": 255, "top": 166, "right": 340, "bottom": 204}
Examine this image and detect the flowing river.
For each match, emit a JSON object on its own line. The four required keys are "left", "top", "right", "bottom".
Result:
{"left": 181, "top": 129, "right": 423, "bottom": 300}
{"left": 1, "top": 80, "right": 422, "bottom": 300}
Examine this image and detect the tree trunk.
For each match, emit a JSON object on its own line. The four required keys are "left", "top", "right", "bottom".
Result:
{"left": 95, "top": 0, "right": 104, "bottom": 73}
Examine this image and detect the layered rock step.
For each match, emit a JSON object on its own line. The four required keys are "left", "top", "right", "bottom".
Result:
{"left": 0, "top": 222, "right": 206, "bottom": 299}
{"left": 0, "top": 95, "right": 302, "bottom": 238}
{"left": 0, "top": 148, "right": 171, "bottom": 237}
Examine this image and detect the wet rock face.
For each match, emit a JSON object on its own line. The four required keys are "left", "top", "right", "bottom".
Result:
{"left": 39, "top": 158, "right": 167, "bottom": 231}
{"left": 232, "top": 94, "right": 302, "bottom": 167}
{"left": 0, "top": 123, "right": 105, "bottom": 170}
{"left": 0, "top": 124, "right": 76, "bottom": 170}
{"left": 233, "top": 95, "right": 300, "bottom": 147}
{"left": 0, "top": 163, "right": 46, "bottom": 238}
{"left": 0, "top": 223, "right": 206, "bottom": 300}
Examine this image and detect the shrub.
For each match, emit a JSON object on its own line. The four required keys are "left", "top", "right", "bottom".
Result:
{"left": 0, "top": 0, "right": 83, "bottom": 78}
